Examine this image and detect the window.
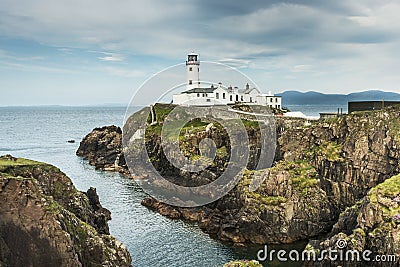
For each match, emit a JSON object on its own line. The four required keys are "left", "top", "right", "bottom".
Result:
{"left": 278, "top": 105, "right": 281, "bottom": 109}
{"left": 197, "top": 93, "right": 200, "bottom": 97}
{"left": 216, "top": 93, "right": 219, "bottom": 99}
{"left": 189, "top": 80, "right": 192, "bottom": 85}
{"left": 270, "top": 98, "right": 273, "bottom": 102}
{"left": 189, "top": 67, "right": 193, "bottom": 71}
{"left": 275, "top": 98, "right": 278, "bottom": 102}
{"left": 241, "top": 96, "right": 243, "bottom": 101}
{"left": 236, "top": 95, "right": 239, "bottom": 101}
{"left": 223, "top": 93, "right": 226, "bottom": 99}
{"left": 250, "top": 97, "right": 252, "bottom": 103}
{"left": 202, "top": 93, "right": 205, "bottom": 97}
{"left": 230, "top": 95, "right": 233, "bottom": 101}
{"left": 206, "top": 99, "right": 211, "bottom": 102}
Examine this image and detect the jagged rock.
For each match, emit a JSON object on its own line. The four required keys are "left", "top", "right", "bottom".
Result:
{"left": 304, "top": 174, "right": 400, "bottom": 267}
{"left": 77, "top": 104, "right": 400, "bottom": 247}
{"left": 0, "top": 155, "right": 132, "bottom": 267}
{"left": 76, "top": 125, "right": 127, "bottom": 173}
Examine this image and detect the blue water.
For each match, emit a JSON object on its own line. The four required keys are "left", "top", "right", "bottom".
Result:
{"left": 0, "top": 106, "right": 308, "bottom": 267}
{"left": 286, "top": 104, "right": 348, "bottom": 117}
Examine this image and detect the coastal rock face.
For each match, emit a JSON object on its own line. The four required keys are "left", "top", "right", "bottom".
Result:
{"left": 76, "top": 125, "right": 126, "bottom": 173}
{"left": 222, "top": 260, "right": 263, "bottom": 267}
{"left": 77, "top": 104, "right": 400, "bottom": 248}
{"left": 278, "top": 109, "right": 400, "bottom": 212}
{"left": 0, "top": 155, "right": 132, "bottom": 267}
{"left": 304, "top": 174, "right": 400, "bottom": 267}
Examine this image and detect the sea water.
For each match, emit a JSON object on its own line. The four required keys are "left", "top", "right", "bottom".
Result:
{"left": 0, "top": 106, "right": 315, "bottom": 267}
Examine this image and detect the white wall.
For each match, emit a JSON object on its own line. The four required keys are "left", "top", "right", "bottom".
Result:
{"left": 186, "top": 63, "right": 200, "bottom": 90}
{"left": 173, "top": 89, "right": 282, "bottom": 108}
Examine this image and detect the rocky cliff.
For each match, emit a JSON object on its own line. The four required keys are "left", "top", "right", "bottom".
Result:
{"left": 76, "top": 103, "right": 400, "bottom": 256}
{"left": 303, "top": 173, "right": 400, "bottom": 267}
{"left": 0, "top": 155, "right": 132, "bottom": 267}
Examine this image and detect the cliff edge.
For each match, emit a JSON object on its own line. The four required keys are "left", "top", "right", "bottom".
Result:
{"left": 0, "top": 155, "right": 132, "bottom": 267}
{"left": 76, "top": 104, "right": 400, "bottom": 250}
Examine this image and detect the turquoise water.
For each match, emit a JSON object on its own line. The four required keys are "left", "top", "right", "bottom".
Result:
{"left": 0, "top": 106, "right": 307, "bottom": 267}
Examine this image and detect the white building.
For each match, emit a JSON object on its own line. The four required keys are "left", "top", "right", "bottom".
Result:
{"left": 186, "top": 52, "right": 200, "bottom": 91}
{"left": 173, "top": 53, "right": 282, "bottom": 109}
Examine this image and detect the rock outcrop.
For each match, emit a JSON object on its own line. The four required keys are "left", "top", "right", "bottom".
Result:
{"left": 222, "top": 260, "right": 263, "bottom": 267}
{"left": 0, "top": 155, "right": 132, "bottom": 267}
{"left": 76, "top": 125, "right": 127, "bottom": 173}
{"left": 304, "top": 173, "right": 400, "bottom": 267}
{"left": 76, "top": 103, "right": 400, "bottom": 250}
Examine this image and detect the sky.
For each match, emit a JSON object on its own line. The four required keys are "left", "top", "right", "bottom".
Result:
{"left": 1, "top": 0, "right": 400, "bottom": 106}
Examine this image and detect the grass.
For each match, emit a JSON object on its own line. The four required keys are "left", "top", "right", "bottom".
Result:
{"left": 305, "top": 141, "right": 343, "bottom": 162}
{"left": 388, "top": 115, "right": 400, "bottom": 143}
{"left": 216, "top": 146, "right": 228, "bottom": 158}
{"left": 268, "top": 160, "right": 319, "bottom": 196}
{"left": 368, "top": 174, "right": 400, "bottom": 219}
{"left": 0, "top": 157, "right": 42, "bottom": 167}
{"left": 287, "top": 161, "right": 319, "bottom": 196}
{"left": 152, "top": 103, "right": 176, "bottom": 123}
{"left": 44, "top": 199, "right": 64, "bottom": 214}
{"left": 222, "top": 260, "right": 262, "bottom": 267}
{"left": 239, "top": 169, "right": 287, "bottom": 207}
{"left": 0, "top": 156, "right": 45, "bottom": 172}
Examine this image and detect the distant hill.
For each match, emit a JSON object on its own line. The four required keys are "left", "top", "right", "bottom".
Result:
{"left": 279, "top": 90, "right": 400, "bottom": 106}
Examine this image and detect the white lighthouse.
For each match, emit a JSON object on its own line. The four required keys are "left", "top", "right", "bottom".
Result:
{"left": 186, "top": 52, "right": 200, "bottom": 90}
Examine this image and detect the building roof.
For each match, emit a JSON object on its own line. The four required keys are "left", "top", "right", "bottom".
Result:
{"left": 239, "top": 87, "right": 260, "bottom": 94}
{"left": 183, "top": 87, "right": 216, "bottom": 94}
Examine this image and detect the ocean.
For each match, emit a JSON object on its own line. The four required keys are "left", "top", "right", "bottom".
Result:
{"left": 0, "top": 105, "right": 328, "bottom": 267}
{"left": 285, "top": 104, "right": 348, "bottom": 117}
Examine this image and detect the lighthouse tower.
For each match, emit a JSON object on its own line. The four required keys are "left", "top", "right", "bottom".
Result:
{"left": 186, "top": 52, "right": 200, "bottom": 90}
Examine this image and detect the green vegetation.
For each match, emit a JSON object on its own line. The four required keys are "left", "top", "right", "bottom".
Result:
{"left": 216, "top": 146, "right": 228, "bottom": 158}
{"left": 305, "top": 141, "right": 343, "bottom": 162}
{"left": 268, "top": 160, "right": 319, "bottom": 196}
{"left": 144, "top": 103, "right": 263, "bottom": 138}
{"left": 285, "top": 161, "right": 319, "bottom": 196}
{"left": 44, "top": 199, "right": 63, "bottom": 214}
{"left": 241, "top": 119, "right": 259, "bottom": 129}
{"left": 222, "top": 260, "right": 263, "bottom": 267}
{"left": 239, "top": 169, "right": 287, "bottom": 207}
{"left": 0, "top": 156, "right": 44, "bottom": 172}
{"left": 368, "top": 174, "right": 400, "bottom": 220}
{"left": 152, "top": 103, "right": 175, "bottom": 123}
{"left": 388, "top": 115, "right": 400, "bottom": 143}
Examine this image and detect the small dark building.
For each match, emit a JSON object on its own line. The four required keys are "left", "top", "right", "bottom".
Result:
{"left": 348, "top": 101, "right": 400, "bottom": 113}
{"left": 319, "top": 112, "right": 340, "bottom": 120}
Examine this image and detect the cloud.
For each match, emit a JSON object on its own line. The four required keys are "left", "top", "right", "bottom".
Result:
{"left": 0, "top": 60, "right": 76, "bottom": 74}
{"left": 98, "top": 54, "right": 124, "bottom": 62}
{"left": 0, "top": 48, "right": 44, "bottom": 61}
{"left": 0, "top": 0, "right": 400, "bottom": 98}
{"left": 217, "top": 58, "right": 251, "bottom": 68}
{"left": 291, "top": 65, "right": 313, "bottom": 73}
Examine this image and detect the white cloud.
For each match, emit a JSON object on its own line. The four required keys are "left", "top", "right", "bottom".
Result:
{"left": 0, "top": 0, "right": 400, "bottom": 96}
{"left": 98, "top": 54, "right": 125, "bottom": 62}
{"left": 217, "top": 58, "right": 251, "bottom": 68}
{"left": 291, "top": 65, "right": 313, "bottom": 73}
{"left": 0, "top": 60, "right": 76, "bottom": 74}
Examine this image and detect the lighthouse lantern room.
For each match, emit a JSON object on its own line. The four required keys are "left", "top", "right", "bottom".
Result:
{"left": 186, "top": 53, "right": 200, "bottom": 90}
